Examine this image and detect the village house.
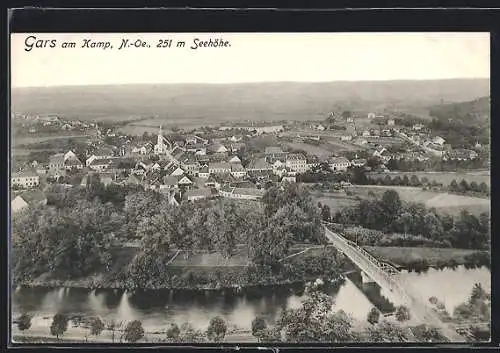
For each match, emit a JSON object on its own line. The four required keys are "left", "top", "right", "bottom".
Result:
{"left": 198, "top": 165, "right": 210, "bottom": 178}
{"left": 89, "top": 158, "right": 114, "bottom": 171}
{"left": 341, "top": 135, "right": 353, "bottom": 142}
{"left": 412, "top": 123, "right": 425, "bottom": 131}
{"left": 432, "top": 136, "right": 446, "bottom": 146}
{"left": 444, "top": 149, "right": 479, "bottom": 161}
{"left": 183, "top": 187, "right": 218, "bottom": 202}
{"left": 209, "top": 144, "right": 228, "bottom": 154}
{"left": 367, "top": 112, "right": 376, "bottom": 119}
{"left": 387, "top": 119, "right": 395, "bottom": 126}
{"left": 306, "top": 156, "right": 320, "bottom": 171}
{"left": 328, "top": 157, "right": 351, "bottom": 172}
{"left": 209, "top": 162, "right": 231, "bottom": 174}
{"left": 362, "top": 130, "right": 371, "bottom": 137}
{"left": 350, "top": 158, "right": 367, "bottom": 167}
{"left": 49, "top": 153, "right": 66, "bottom": 171}
{"left": 285, "top": 153, "right": 308, "bottom": 173}
{"left": 219, "top": 186, "right": 265, "bottom": 200}
{"left": 282, "top": 175, "right": 297, "bottom": 183}
{"left": 230, "top": 163, "right": 247, "bottom": 178}
{"left": 11, "top": 170, "right": 40, "bottom": 188}
{"left": 228, "top": 155, "right": 242, "bottom": 164}
{"left": 177, "top": 175, "right": 194, "bottom": 189}
{"left": 180, "top": 155, "right": 200, "bottom": 176}
{"left": 246, "top": 158, "right": 273, "bottom": 172}
{"left": 265, "top": 146, "right": 287, "bottom": 160}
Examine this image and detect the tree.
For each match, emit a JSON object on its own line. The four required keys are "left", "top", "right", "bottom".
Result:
{"left": 478, "top": 182, "right": 489, "bottom": 194}
{"left": 106, "top": 319, "right": 122, "bottom": 343}
{"left": 459, "top": 179, "right": 469, "bottom": 192}
{"left": 17, "top": 313, "right": 32, "bottom": 331}
{"left": 206, "top": 316, "right": 227, "bottom": 343}
{"left": 410, "top": 175, "right": 420, "bottom": 186}
{"left": 251, "top": 316, "right": 268, "bottom": 342}
{"left": 321, "top": 204, "right": 331, "bottom": 222}
{"left": 275, "top": 285, "right": 356, "bottom": 342}
{"left": 50, "top": 313, "right": 69, "bottom": 339}
{"left": 90, "top": 316, "right": 105, "bottom": 339}
{"left": 380, "top": 190, "right": 402, "bottom": 223}
{"left": 450, "top": 179, "right": 458, "bottom": 191}
{"left": 367, "top": 307, "right": 380, "bottom": 325}
{"left": 395, "top": 305, "right": 411, "bottom": 322}
{"left": 469, "top": 283, "right": 487, "bottom": 305}
{"left": 166, "top": 323, "right": 181, "bottom": 341}
{"left": 124, "top": 320, "right": 145, "bottom": 343}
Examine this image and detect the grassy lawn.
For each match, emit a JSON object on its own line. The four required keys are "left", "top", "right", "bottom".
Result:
{"left": 363, "top": 246, "right": 480, "bottom": 267}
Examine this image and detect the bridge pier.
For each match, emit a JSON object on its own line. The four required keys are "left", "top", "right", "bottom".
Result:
{"left": 361, "top": 271, "right": 375, "bottom": 284}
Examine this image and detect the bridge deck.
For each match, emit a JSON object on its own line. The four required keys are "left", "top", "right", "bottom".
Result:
{"left": 323, "top": 225, "right": 467, "bottom": 343}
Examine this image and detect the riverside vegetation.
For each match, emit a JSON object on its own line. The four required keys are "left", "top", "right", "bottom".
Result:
{"left": 13, "top": 182, "right": 353, "bottom": 290}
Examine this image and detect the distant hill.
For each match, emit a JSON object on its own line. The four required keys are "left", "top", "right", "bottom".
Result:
{"left": 428, "top": 96, "right": 490, "bottom": 124}
{"left": 11, "top": 79, "right": 490, "bottom": 124}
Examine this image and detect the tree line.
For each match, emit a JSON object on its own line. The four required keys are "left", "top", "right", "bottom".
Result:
{"left": 332, "top": 190, "right": 490, "bottom": 250}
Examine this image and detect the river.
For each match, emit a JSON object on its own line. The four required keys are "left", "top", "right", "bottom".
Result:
{"left": 12, "top": 266, "right": 490, "bottom": 335}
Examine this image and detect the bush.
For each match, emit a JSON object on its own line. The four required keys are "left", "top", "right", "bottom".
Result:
{"left": 17, "top": 313, "right": 32, "bottom": 331}
{"left": 124, "top": 320, "right": 145, "bottom": 343}
{"left": 395, "top": 306, "right": 411, "bottom": 322}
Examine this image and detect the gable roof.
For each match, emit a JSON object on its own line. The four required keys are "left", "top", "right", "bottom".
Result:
{"left": 247, "top": 158, "right": 272, "bottom": 170}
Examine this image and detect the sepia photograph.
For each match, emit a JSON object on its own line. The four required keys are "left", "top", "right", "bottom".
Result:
{"left": 10, "top": 32, "right": 491, "bottom": 344}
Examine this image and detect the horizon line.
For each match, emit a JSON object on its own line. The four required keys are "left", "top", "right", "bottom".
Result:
{"left": 11, "top": 77, "right": 490, "bottom": 89}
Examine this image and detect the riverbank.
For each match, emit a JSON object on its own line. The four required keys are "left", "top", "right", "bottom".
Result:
{"left": 14, "top": 246, "right": 350, "bottom": 292}
{"left": 364, "top": 246, "right": 490, "bottom": 271}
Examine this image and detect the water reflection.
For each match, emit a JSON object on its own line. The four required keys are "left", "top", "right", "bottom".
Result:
{"left": 12, "top": 266, "right": 490, "bottom": 331}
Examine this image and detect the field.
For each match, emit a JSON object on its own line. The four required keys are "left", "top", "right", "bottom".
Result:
{"left": 12, "top": 134, "right": 91, "bottom": 148}
{"left": 314, "top": 186, "right": 490, "bottom": 217}
{"left": 363, "top": 246, "right": 480, "bottom": 267}
{"left": 350, "top": 185, "right": 490, "bottom": 217}
{"left": 369, "top": 171, "right": 490, "bottom": 187}
{"left": 285, "top": 142, "right": 333, "bottom": 158}
{"left": 314, "top": 193, "right": 359, "bottom": 214}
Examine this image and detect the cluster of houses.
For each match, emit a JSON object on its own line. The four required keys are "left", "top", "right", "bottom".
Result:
{"left": 13, "top": 113, "right": 101, "bottom": 134}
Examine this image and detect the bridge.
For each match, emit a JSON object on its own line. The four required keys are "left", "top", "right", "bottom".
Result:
{"left": 323, "top": 225, "right": 468, "bottom": 342}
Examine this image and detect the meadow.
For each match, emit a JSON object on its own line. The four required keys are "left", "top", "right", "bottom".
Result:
{"left": 363, "top": 246, "right": 480, "bottom": 267}
{"left": 350, "top": 185, "right": 490, "bottom": 217}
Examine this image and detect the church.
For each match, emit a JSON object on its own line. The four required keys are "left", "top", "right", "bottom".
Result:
{"left": 154, "top": 126, "right": 173, "bottom": 155}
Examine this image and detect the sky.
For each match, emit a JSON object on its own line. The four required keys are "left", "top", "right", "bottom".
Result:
{"left": 11, "top": 32, "right": 490, "bottom": 88}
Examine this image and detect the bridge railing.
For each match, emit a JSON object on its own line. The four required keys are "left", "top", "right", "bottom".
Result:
{"left": 324, "top": 226, "right": 400, "bottom": 279}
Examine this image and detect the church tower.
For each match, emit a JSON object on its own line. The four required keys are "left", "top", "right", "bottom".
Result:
{"left": 154, "top": 125, "right": 164, "bottom": 154}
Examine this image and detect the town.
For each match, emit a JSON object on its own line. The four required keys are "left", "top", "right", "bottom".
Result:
{"left": 10, "top": 107, "right": 489, "bottom": 212}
